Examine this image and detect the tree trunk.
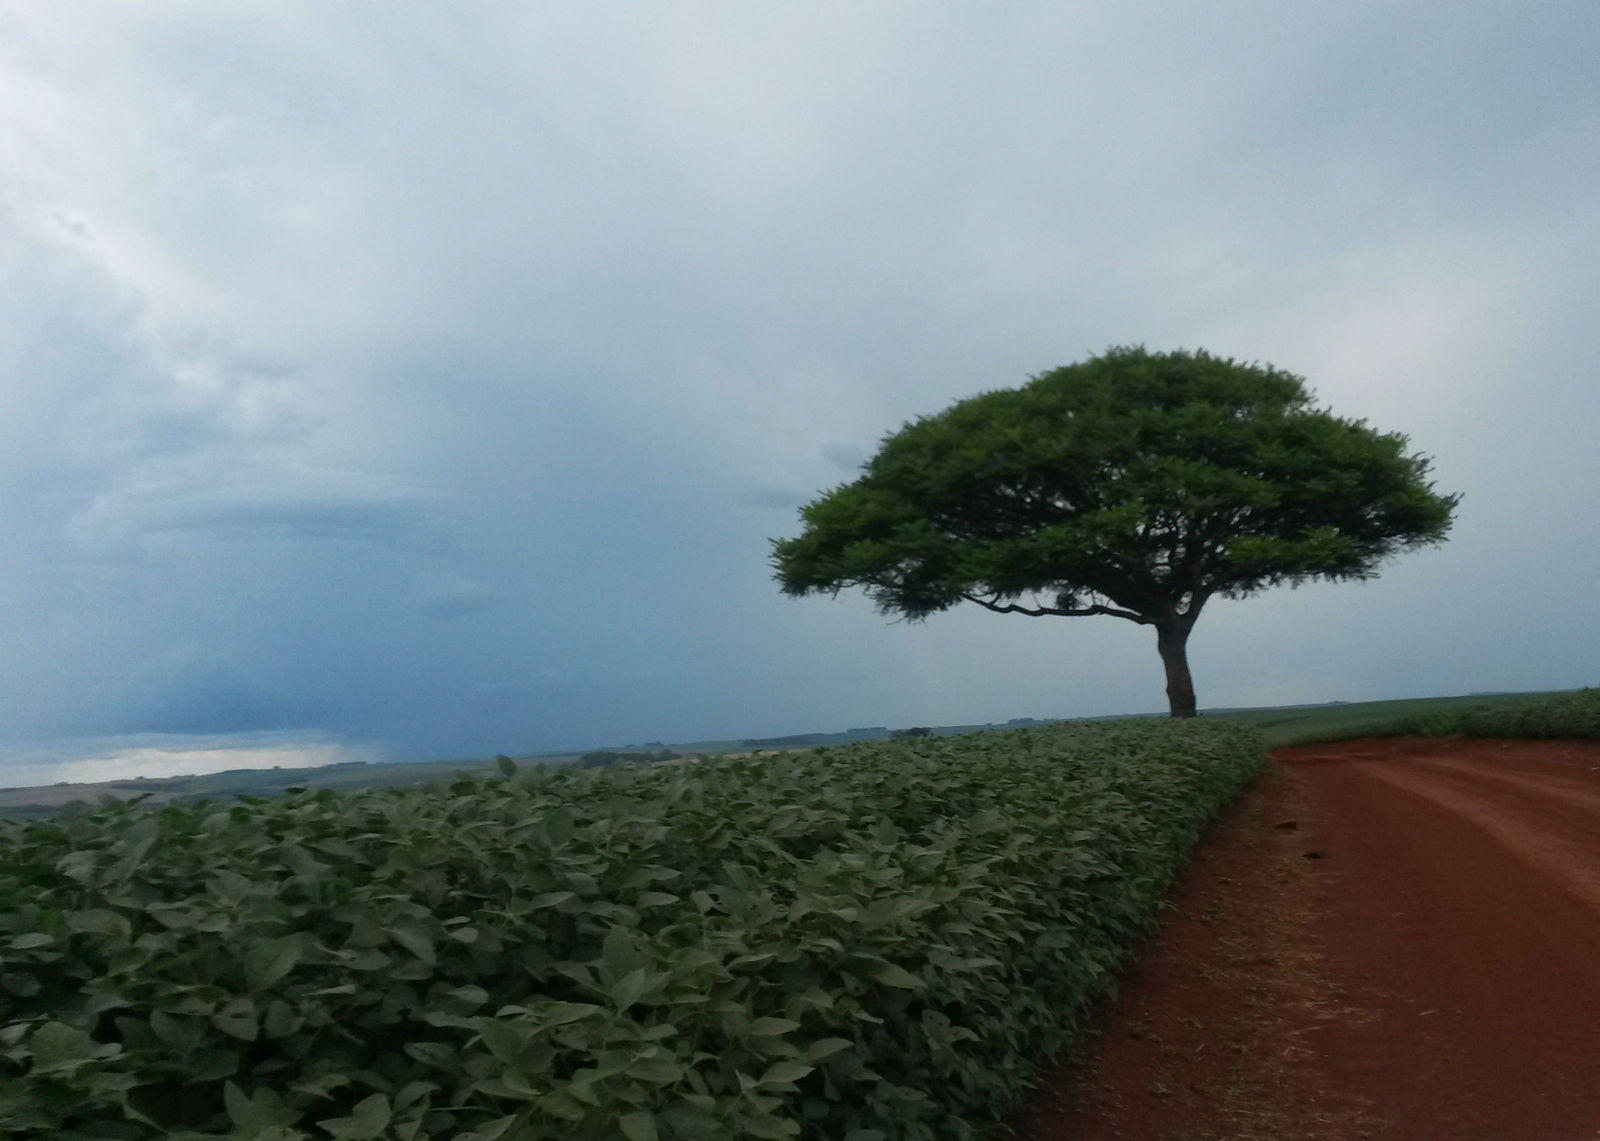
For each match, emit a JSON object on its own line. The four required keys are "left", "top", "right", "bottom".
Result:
{"left": 1156, "top": 623, "right": 1197, "bottom": 718}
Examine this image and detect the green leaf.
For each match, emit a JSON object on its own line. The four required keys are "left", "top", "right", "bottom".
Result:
{"left": 602, "top": 925, "right": 644, "bottom": 975}
{"left": 627, "top": 1057, "right": 685, "bottom": 1083}
{"left": 389, "top": 924, "right": 436, "bottom": 966}
{"left": 968, "top": 807, "right": 1004, "bottom": 833}
{"left": 149, "top": 1010, "right": 202, "bottom": 1053}
{"left": 108, "top": 819, "right": 160, "bottom": 880}
{"left": 223, "top": 1081, "right": 256, "bottom": 1131}
{"left": 403, "top": 1041, "right": 457, "bottom": 1067}
{"left": 192, "top": 1048, "right": 242, "bottom": 1082}
{"left": 661, "top": 1106, "right": 723, "bottom": 1138}
{"left": 611, "top": 967, "right": 648, "bottom": 1011}
{"left": 872, "top": 963, "right": 922, "bottom": 989}
{"left": 458, "top": 1115, "right": 518, "bottom": 1141}
{"left": 538, "top": 1091, "right": 586, "bottom": 1121}
{"left": 211, "top": 998, "right": 259, "bottom": 1041}
{"left": 543, "top": 807, "right": 574, "bottom": 847}
{"left": 474, "top": 1018, "right": 526, "bottom": 1065}
{"left": 63, "top": 908, "right": 126, "bottom": 935}
{"left": 262, "top": 1000, "right": 302, "bottom": 1039}
{"left": 291, "top": 1070, "right": 352, "bottom": 1100}
{"left": 308, "top": 983, "right": 359, "bottom": 996}
{"left": 349, "top": 1092, "right": 392, "bottom": 1138}
{"left": 619, "top": 1111, "right": 659, "bottom": 1141}
{"left": 394, "top": 1080, "right": 439, "bottom": 1112}
{"left": 543, "top": 1002, "right": 601, "bottom": 1025}
{"left": 741, "top": 1113, "right": 801, "bottom": 1139}
{"left": 8, "top": 932, "right": 53, "bottom": 950}
{"left": 758, "top": 1060, "right": 813, "bottom": 1086}
{"left": 243, "top": 934, "right": 304, "bottom": 991}
{"left": 28, "top": 1022, "right": 97, "bottom": 1069}
{"left": 497, "top": 755, "right": 517, "bottom": 778}
{"left": 1, "top": 971, "right": 40, "bottom": 997}
{"left": 224, "top": 1081, "right": 294, "bottom": 1131}
{"left": 748, "top": 1017, "right": 800, "bottom": 1036}
{"left": 319, "top": 1092, "right": 391, "bottom": 1140}
{"left": 802, "top": 1038, "right": 854, "bottom": 1063}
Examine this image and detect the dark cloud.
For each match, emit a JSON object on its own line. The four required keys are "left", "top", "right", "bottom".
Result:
{"left": 0, "top": 3, "right": 1595, "bottom": 777}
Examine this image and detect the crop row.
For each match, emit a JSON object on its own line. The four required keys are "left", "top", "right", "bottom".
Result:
{"left": 1397, "top": 687, "right": 1600, "bottom": 741}
{"left": 0, "top": 719, "right": 1262, "bottom": 1140}
{"left": 1448, "top": 686, "right": 1600, "bottom": 739}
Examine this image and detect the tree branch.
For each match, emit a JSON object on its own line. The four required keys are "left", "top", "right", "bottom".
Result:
{"left": 960, "top": 592, "right": 1150, "bottom": 624}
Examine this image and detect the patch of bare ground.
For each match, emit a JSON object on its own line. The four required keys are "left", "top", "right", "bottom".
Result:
{"left": 1011, "top": 758, "right": 1377, "bottom": 1141}
{"left": 1012, "top": 738, "right": 1600, "bottom": 1141}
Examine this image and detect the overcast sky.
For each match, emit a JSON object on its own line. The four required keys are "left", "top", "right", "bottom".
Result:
{"left": 0, "top": 2, "right": 1595, "bottom": 780}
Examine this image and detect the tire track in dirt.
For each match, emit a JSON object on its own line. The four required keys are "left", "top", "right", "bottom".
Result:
{"left": 1289, "top": 738, "right": 1600, "bottom": 1140}
{"left": 1012, "top": 737, "right": 1600, "bottom": 1141}
{"left": 1353, "top": 756, "right": 1600, "bottom": 913}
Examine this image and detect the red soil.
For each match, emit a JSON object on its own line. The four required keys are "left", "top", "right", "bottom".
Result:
{"left": 1011, "top": 737, "right": 1600, "bottom": 1141}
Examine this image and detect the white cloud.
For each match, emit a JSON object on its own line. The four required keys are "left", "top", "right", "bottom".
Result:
{"left": 0, "top": 732, "right": 376, "bottom": 789}
{"left": 0, "top": 1, "right": 1593, "bottom": 770}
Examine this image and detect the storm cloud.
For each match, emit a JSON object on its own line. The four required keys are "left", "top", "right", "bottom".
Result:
{"left": 0, "top": 2, "right": 1595, "bottom": 776}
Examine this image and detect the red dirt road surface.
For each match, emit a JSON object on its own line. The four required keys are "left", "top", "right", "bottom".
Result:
{"left": 1012, "top": 737, "right": 1600, "bottom": 1141}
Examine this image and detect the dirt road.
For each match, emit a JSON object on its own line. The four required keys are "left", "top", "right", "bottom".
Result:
{"left": 1012, "top": 737, "right": 1600, "bottom": 1141}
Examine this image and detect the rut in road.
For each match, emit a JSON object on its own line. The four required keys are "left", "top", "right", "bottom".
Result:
{"left": 1013, "top": 737, "right": 1600, "bottom": 1141}
{"left": 1348, "top": 753, "right": 1600, "bottom": 911}
{"left": 1288, "top": 739, "right": 1600, "bottom": 1141}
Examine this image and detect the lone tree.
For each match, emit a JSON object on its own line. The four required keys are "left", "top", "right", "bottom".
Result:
{"left": 771, "top": 346, "right": 1459, "bottom": 718}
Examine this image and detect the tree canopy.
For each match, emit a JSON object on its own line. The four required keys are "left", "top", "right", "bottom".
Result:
{"left": 771, "top": 346, "right": 1460, "bottom": 717}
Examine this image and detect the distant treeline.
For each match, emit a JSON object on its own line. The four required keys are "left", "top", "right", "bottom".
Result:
{"left": 740, "top": 733, "right": 828, "bottom": 748}
{"left": 740, "top": 727, "right": 935, "bottom": 748}
{"left": 578, "top": 749, "right": 679, "bottom": 769}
